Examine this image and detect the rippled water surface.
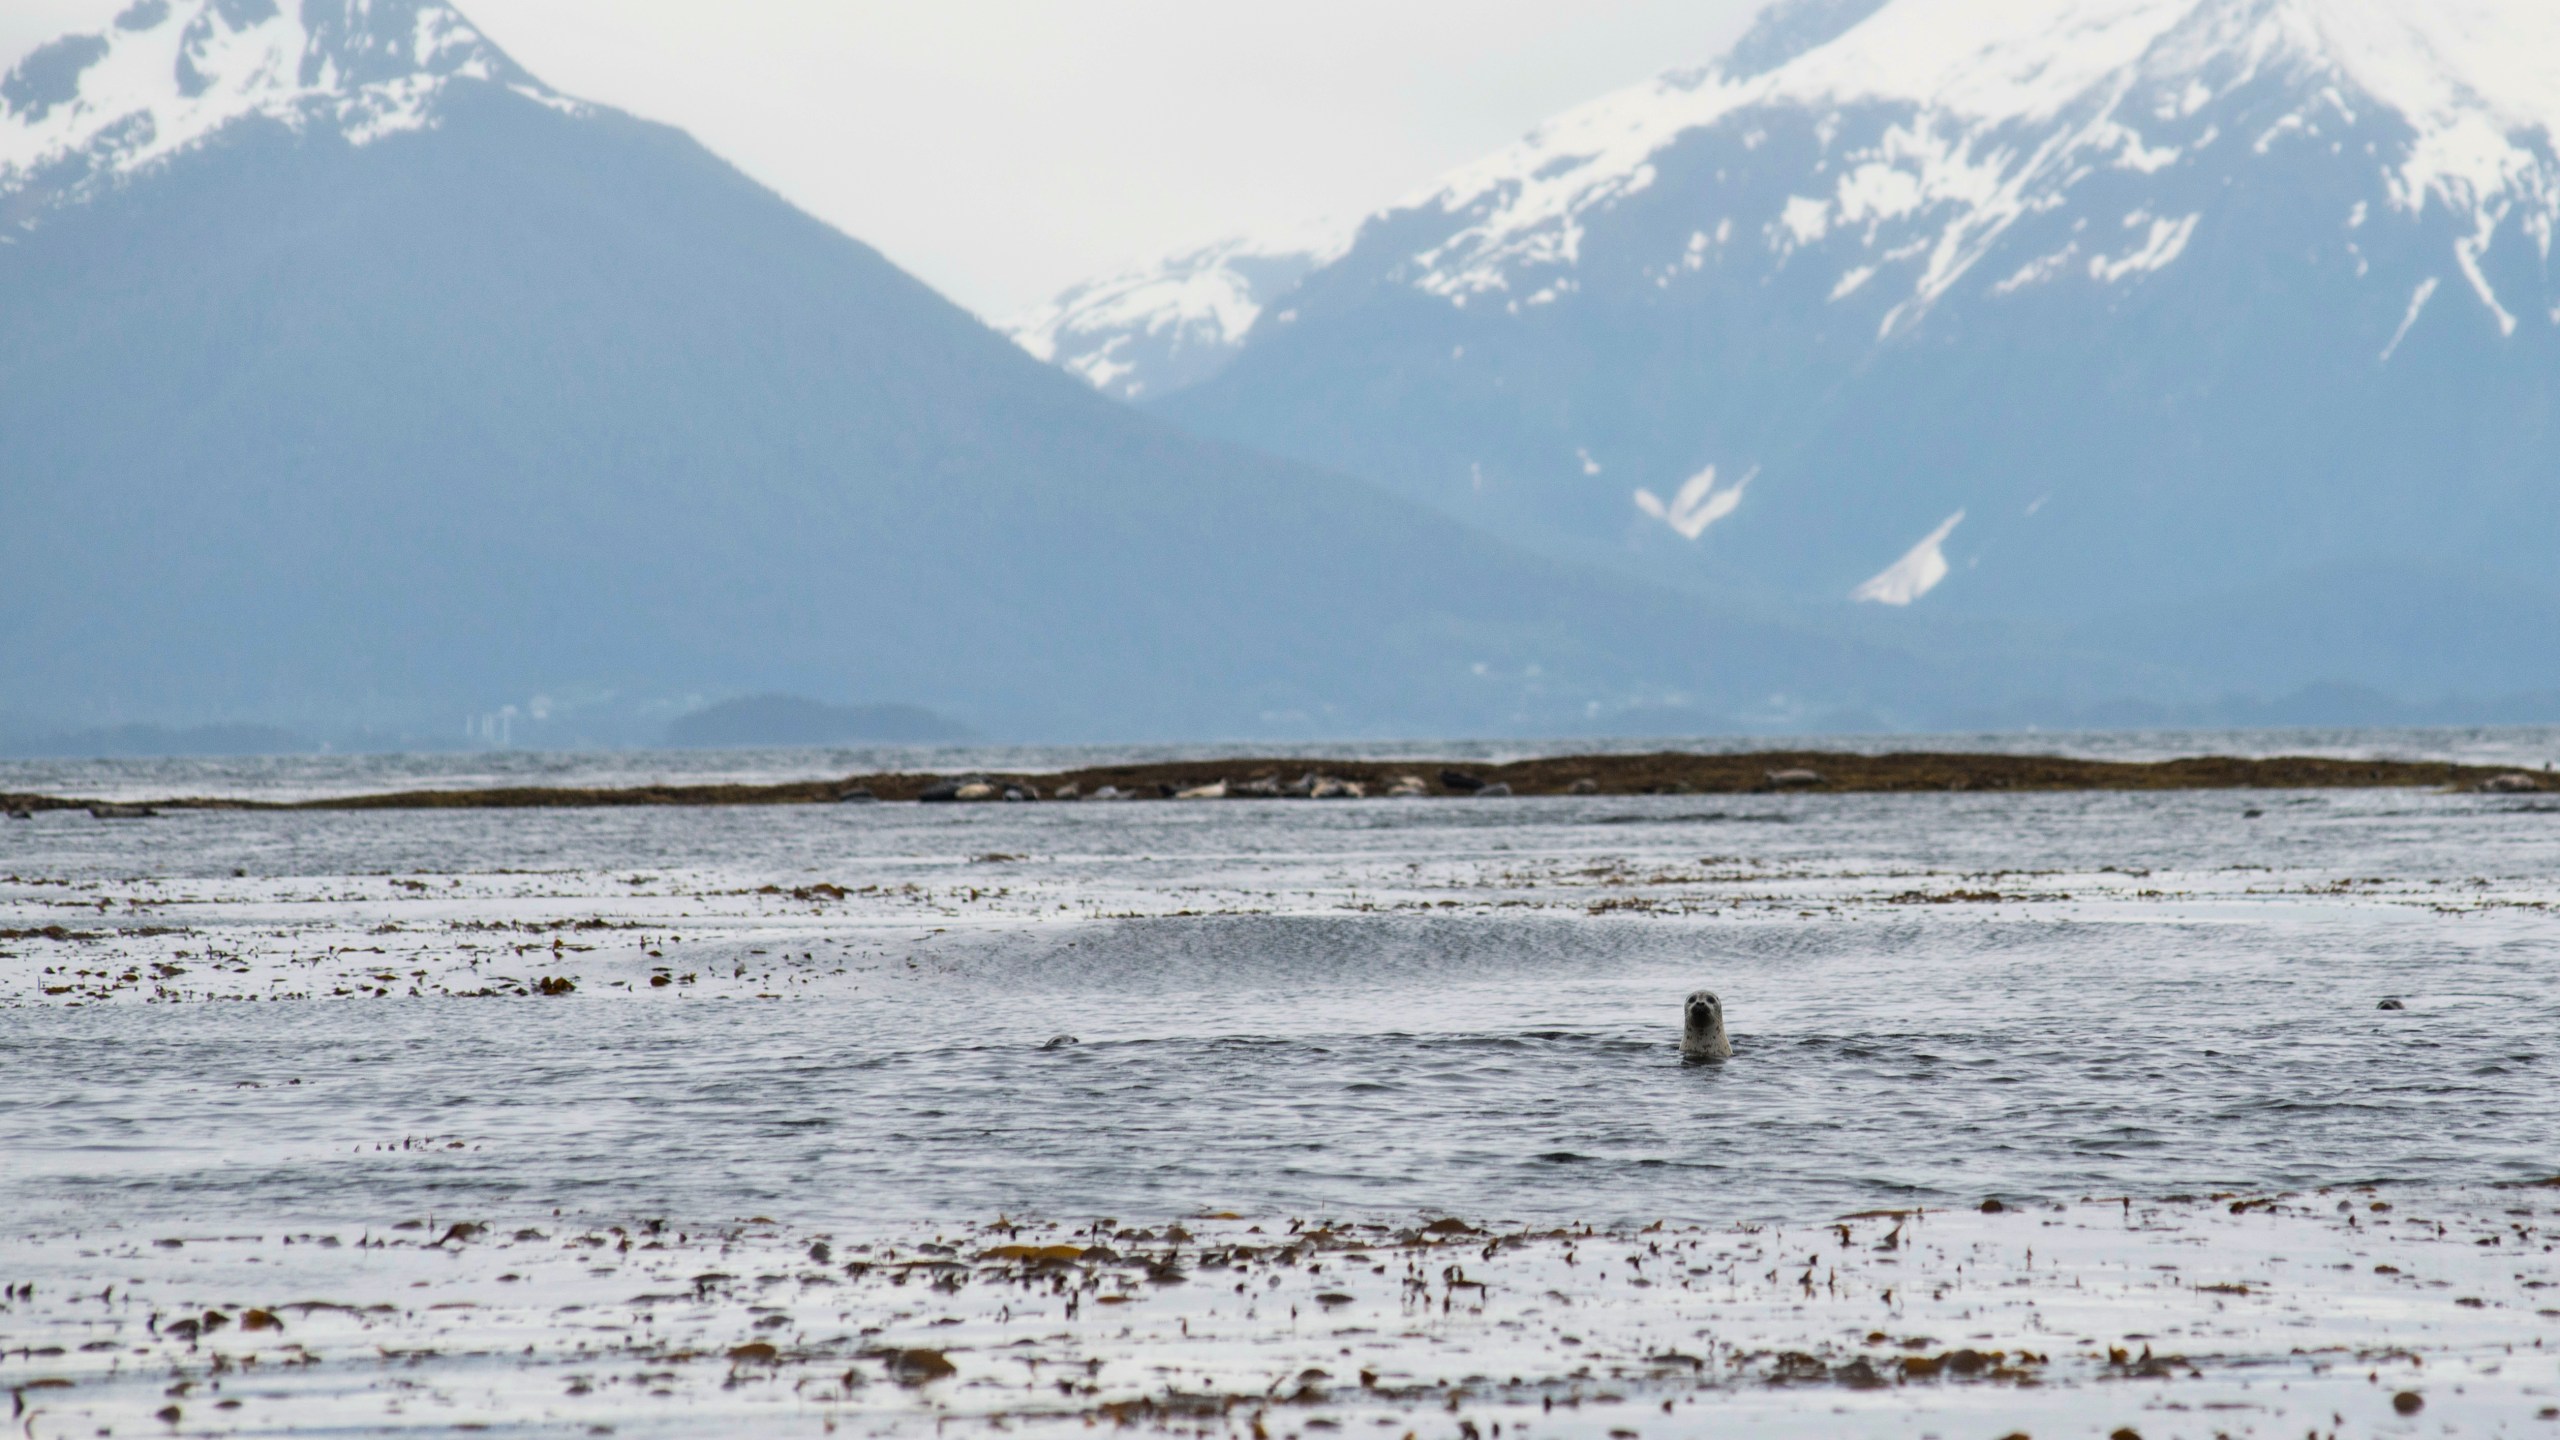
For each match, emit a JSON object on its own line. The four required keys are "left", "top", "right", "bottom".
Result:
{"left": 6, "top": 759, "right": 2559, "bottom": 1235}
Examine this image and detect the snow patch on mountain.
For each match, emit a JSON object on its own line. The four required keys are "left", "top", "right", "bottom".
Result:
{"left": 2090, "top": 210, "right": 2201, "bottom": 281}
{"left": 1633, "top": 465, "right": 1754, "bottom": 541}
{"left": 0, "top": 0, "right": 558, "bottom": 215}
{"left": 1003, "top": 226, "right": 1348, "bottom": 400}
{"left": 2379, "top": 274, "right": 2440, "bottom": 363}
{"left": 1851, "top": 511, "right": 1965, "bottom": 605}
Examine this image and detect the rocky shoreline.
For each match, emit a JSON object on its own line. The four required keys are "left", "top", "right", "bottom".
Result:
{"left": 1, "top": 749, "right": 2550, "bottom": 815}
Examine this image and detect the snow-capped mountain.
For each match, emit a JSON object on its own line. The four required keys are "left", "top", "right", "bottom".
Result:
{"left": 1371, "top": 0, "right": 2560, "bottom": 346}
{"left": 1023, "top": 0, "right": 2560, "bottom": 704}
{"left": 4, "top": 0, "right": 1973, "bottom": 741}
{"left": 1048, "top": 0, "right": 2560, "bottom": 408}
{"left": 0, "top": 0, "right": 565, "bottom": 222}
{"left": 1004, "top": 229, "right": 1341, "bottom": 401}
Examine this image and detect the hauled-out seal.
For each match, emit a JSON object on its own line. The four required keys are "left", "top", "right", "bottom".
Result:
{"left": 1681, "top": 989, "right": 1732, "bottom": 1062}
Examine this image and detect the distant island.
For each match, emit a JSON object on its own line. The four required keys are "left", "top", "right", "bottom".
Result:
{"left": 5, "top": 751, "right": 2544, "bottom": 814}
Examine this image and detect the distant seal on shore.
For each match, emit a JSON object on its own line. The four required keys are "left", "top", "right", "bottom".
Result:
{"left": 1681, "top": 990, "right": 1732, "bottom": 1062}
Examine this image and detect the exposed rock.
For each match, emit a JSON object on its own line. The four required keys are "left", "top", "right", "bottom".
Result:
{"left": 875, "top": 1346, "right": 957, "bottom": 1384}
{"left": 907, "top": 774, "right": 1021, "bottom": 802}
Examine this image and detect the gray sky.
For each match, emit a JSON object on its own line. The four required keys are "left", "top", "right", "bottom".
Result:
{"left": 2, "top": 1, "right": 1761, "bottom": 317}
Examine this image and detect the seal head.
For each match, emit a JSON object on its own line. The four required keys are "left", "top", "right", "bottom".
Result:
{"left": 1681, "top": 989, "right": 1733, "bottom": 1061}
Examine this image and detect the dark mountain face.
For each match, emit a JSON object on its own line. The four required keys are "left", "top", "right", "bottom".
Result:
{"left": 0, "top": 1, "right": 1955, "bottom": 742}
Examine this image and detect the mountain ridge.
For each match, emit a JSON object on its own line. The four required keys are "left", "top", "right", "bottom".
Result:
{"left": 1024, "top": 0, "right": 2560, "bottom": 406}
{"left": 1, "top": 0, "right": 1989, "bottom": 744}
{"left": 0, "top": 0, "right": 557, "bottom": 222}
{"left": 1009, "top": 0, "right": 2560, "bottom": 711}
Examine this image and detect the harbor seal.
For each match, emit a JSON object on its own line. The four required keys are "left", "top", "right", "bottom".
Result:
{"left": 1681, "top": 990, "right": 1732, "bottom": 1062}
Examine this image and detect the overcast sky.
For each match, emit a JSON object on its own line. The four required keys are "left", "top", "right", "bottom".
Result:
{"left": 3, "top": 1, "right": 1762, "bottom": 317}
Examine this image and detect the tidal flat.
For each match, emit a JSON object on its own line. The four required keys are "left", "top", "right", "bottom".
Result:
{"left": 4, "top": 769, "right": 2558, "bottom": 1435}
{"left": 4, "top": 1199, "right": 2554, "bottom": 1437}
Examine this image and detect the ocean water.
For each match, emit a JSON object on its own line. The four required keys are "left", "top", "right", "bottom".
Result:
{"left": 5, "top": 752, "right": 2556, "bottom": 1232}
{"left": 5, "top": 742, "right": 2558, "bottom": 1435}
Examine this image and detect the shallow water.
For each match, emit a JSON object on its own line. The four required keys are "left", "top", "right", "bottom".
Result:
{"left": 7, "top": 758, "right": 2560, "bottom": 1434}
{"left": 5, "top": 781, "right": 2557, "bottom": 1233}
